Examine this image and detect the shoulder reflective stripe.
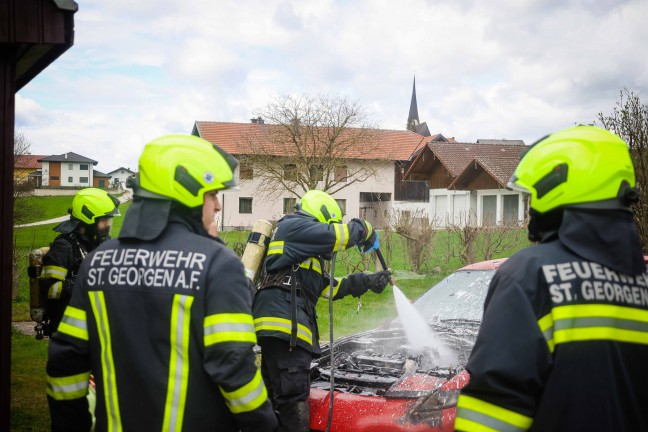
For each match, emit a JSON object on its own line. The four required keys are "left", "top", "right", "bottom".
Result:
{"left": 552, "top": 304, "right": 648, "bottom": 346}
{"left": 299, "top": 257, "right": 322, "bottom": 274}
{"left": 48, "top": 281, "right": 63, "bottom": 299}
{"left": 254, "top": 317, "right": 313, "bottom": 345}
{"left": 332, "top": 224, "right": 350, "bottom": 251}
{"left": 456, "top": 395, "right": 533, "bottom": 431}
{"left": 58, "top": 306, "right": 89, "bottom": 341}
{"left": 204, "top": 313, "right": 256, "bottom": 346}
{"left": 267, "top": 241, "right": 284, "bottom": 255}
{"left": 163, "top": 294, "right": 194, "bottom": 432}
{"left": 89, "top": 291, "right": 122, "bottom": 432}
{"left": 219, "top": 369, "right": 269, "bottom": 414}
{"left": 42, "top": 265, "right": 67, "bottom": 280}
{"left": 46, "top": 371, "right": 90, "bottom": 400}
{"left": 537, "top": 313, "right": 555, "bottom": 353}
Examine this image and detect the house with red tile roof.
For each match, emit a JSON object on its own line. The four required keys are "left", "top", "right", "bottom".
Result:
{"left": 404, "top": 140, "right": 527, "bottom": 226}
{"left": 13, "top": 154, "right": 46, "bottom": 185}
{"left": 192, "top": 120, "right": 441, "bottom": 229}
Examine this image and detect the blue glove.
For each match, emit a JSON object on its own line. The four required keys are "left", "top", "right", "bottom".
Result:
{"left": 360, "top": 230, "right": 379, "bottom": 254}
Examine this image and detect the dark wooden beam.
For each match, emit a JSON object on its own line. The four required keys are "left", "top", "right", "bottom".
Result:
{"left": 0, "top": 45, "right": 17, "bottom": 432}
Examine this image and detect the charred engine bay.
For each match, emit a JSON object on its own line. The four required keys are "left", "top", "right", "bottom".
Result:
{"left": 311, "top": 325, "right": 477, "bottom": 396}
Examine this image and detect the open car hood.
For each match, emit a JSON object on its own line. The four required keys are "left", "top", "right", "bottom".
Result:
{"left": 311, "top": 321, "right": 479, "bottom": 397}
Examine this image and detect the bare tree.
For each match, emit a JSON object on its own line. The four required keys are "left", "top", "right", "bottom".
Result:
{"left": 13, "top": 132, "right": 43, "bottom": 224}
{"left": 239, "top": 94, "right": 389, "bottom": 199}
{"left": 597, "top": 88, "right": 648, "bottom": 249}
{"left": 384, "top": 209, "right": 439, "bottom": 273}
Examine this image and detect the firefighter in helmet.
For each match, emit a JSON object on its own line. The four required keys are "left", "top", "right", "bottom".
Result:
{"left": 40, "top": 187, "right": 120, "bottom": 336}
{"left": 47, "top": 134, "right": 278, "bottom": 431}
{"left": 455, "top": 125, "right": 648, "bottom": 431}
{"left": 253, "top": 189, "right": 392, "bottom": 431}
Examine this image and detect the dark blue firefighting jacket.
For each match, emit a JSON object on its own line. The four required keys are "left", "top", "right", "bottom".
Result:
{"left": 46, "top": 220, "right": 276, "bottom": 431}
{"left": 456, "top": 209, "right": 648, "bottom": 431}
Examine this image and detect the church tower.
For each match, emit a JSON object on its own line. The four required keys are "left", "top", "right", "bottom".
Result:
{"left": 406, "top": 76, "right": 419, "bottom": 132}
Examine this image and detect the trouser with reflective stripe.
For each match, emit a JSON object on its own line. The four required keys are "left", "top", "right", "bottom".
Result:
{"left": 258, "top": 337, "right": 311, "bottom": 432}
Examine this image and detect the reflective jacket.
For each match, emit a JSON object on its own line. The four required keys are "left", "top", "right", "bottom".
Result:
{"left": 46, "top": 220, "right": 277, "bottom": 432}
{"left": 252, "top": 212, "right": 371, "bottom": 354}
{"left": 40, "top": 232, "right": 92, "bottom": 333}
{"left": 455, "top": 209, "right": 648, "bottom": 432}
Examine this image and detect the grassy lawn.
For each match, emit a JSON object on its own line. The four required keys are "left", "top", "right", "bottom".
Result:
{"left": 10, "top": 194, "right": 530, "bottom": 431}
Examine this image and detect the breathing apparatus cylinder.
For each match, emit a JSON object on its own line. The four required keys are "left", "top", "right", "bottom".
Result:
{"left": 28, "top": 247, "right": 49, "bottom": 340}
{"left": 241, "top": 219, "right": 273, "bottom": 285}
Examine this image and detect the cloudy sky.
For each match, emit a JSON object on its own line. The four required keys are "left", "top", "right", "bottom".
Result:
{"left": 16, "top": 0, "right": 648, "bottom": 174}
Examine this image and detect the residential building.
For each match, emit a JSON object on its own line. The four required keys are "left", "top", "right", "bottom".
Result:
{"left": 192, "top": 121, "right": 435, "bottom": 229}
{"left": 403, "top": 140, "right": 527, "bottom": 226}
{"left": 93, "top": 170, "right": 111, "bottom": 189}
{"left": 39, "top": 152, "right": 98, "bottom": 188}
{"left": 13, "top": 154, "right": 45, "bottom": 186}
{"left": 106, "top": 167, "right": 136, "bottom": 189}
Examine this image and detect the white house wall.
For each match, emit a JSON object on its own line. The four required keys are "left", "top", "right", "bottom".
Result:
{"left": 216, "top": 161, "right": 395, "bottom": 230}
{"left": 41, "top": 161, "right": 93, "bottom": 187}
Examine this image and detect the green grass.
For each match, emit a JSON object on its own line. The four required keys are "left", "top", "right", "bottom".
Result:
{"left": 10, "top": 328, "right": 49, "bottom": 432}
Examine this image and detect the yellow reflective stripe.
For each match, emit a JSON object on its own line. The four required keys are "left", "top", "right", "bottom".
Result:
{"left": 163, "top": 295, "right": 194, "bottom": 432}
{"left": 322, "top": 278, "right": 341, "bottom": 299}
{"left": 254, "top": 317, "right": 313, "bottom": 345}
{"left": 42, "top": 265, "right": 67, "bottom": 280}
{"left": 219, "top": 369, "right": 268, "bottom": 414}
{"left": 537, "top": 313, "right": 555, "bottom": 353}
{"left": 204, "top": 313, "right": 257, "bottom": 346}
{"left": 456, "top": 394, "right": 533, "bottom": 431}
{"left": 454, "top": 417, "right": 498, "bottom": 432}
{"left": 299, "top": 257, "right": 322, "bottom": 274}
{"left": 553, "top": 304, "right": 648, "bottom": 346}
{"left": 267, "top": 241, "right": 284, "bottom": 255}
{"left": 58, "top": 306, "right": 88, "bottom": 341}
{"left": 89, "top": 291, "right": 122, "bottom": 432}
{"left": 47, "top": 371, "right": 90, "bottom": 400}
{"left": 332, "top": 224, "right": 349, "bottom": 251}
{"left": 48, "top": 281, "right": 63, "bottom": 299}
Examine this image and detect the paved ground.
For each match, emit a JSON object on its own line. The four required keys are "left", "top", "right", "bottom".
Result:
{"left": 12, "top": 321, "right": 37, "bottom": 337}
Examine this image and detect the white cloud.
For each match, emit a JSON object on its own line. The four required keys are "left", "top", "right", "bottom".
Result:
{"left": 15, "top": 0, "right": 648, "bottom": 171}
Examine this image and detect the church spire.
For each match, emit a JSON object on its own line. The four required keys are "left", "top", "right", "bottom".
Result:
{"left": 406, "top": 76, "right": 419, "bottom": 132}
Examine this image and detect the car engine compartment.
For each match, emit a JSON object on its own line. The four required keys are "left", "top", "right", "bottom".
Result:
{"left": 311, "top": 324, "right": 478, "bottom": 396}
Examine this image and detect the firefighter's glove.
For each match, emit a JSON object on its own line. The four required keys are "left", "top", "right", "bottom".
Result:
{"left": 366, "top": 270, "right": 391, "bottom": 294}
{"left": 358, "top": 220, "right": 379, "bottom": 254}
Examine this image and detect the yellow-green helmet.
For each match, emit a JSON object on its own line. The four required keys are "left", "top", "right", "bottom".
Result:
{"left": 71, "top": 188, "right": 120, "bottom": 224}
{"left": 508, "top": 125, "right": 635, "bottom": 213}
{"left": 299, "top": 190, "right": 342, "bottom": 224}
{"left": 137, "top": 134, "right": 238, "bottom": 208}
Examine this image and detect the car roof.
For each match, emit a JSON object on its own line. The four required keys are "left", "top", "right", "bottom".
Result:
{"left": 458, "top": 258, "right": 508, "bottom": 271}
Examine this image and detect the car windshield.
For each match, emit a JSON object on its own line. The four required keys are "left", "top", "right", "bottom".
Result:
{"left": 411, "top": 269, "right": 494, "bottom": 323}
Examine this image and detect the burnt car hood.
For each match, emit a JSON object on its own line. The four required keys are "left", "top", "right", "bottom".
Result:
{"left": 311, "top": 320, "right": 479, "bottom": 398}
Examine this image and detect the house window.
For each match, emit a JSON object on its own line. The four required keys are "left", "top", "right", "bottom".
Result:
{"left": 502, "top": 195, "right": 519, "bottom": 224}
{"left": 283, "top": 164, "right": 297, "bottom": 181}
{"left": 283, "top": 197, "right": 297, "bottom": 214}
{"left": 240, "top": 163, "right": 253, "bottom": 180}
{"left": 68, "top": 177, "right": 73, "bottom": 183}
{"left": 68, "top": 164, "right": 73, "bottom": 170}
{"left": 50, "top": 176, "right": 59, "bottom": 180}
{"left": 309, "top": 165, "right": 323, "bottom": 182}
{"left": 335, "top": 199, "right": 346, "bottom": 216}
{"left": 335, "top": 166, "right": 347, "bottom": 182}
{"left": 239, "top": 197, "right": 253, "bottom": 214}
{"left": 80, "top": 164, "right": 89, "bottom": 170}
{"left": 482, "top": 195, "right": 497, "bottom": 226}
{"left": 80, "top": 177, "right": 89, "bottom": 184}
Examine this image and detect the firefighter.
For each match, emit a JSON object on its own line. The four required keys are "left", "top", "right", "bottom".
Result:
{"left": 40, "top": 187, "right": 120, "bottom": 336}
{"left": 455, "top": 125, "right": 648, "bottom": 431}
{"left": 253, "top": 189, "right": 391, "bottom": 431}
{"left": 46, "top": 134, "right": 278, "bottom": 431}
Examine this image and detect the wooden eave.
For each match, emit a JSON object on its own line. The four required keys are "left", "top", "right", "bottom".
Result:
{"left": 448, "top": 158, "right": 505, "bottom": 190}
{"left": 1, "top": 0, "right": 77, "bottom": 91}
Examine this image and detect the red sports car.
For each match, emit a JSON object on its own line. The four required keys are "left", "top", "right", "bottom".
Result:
{"left": 309, "top": 259, "right": 506, "bottom": 431}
